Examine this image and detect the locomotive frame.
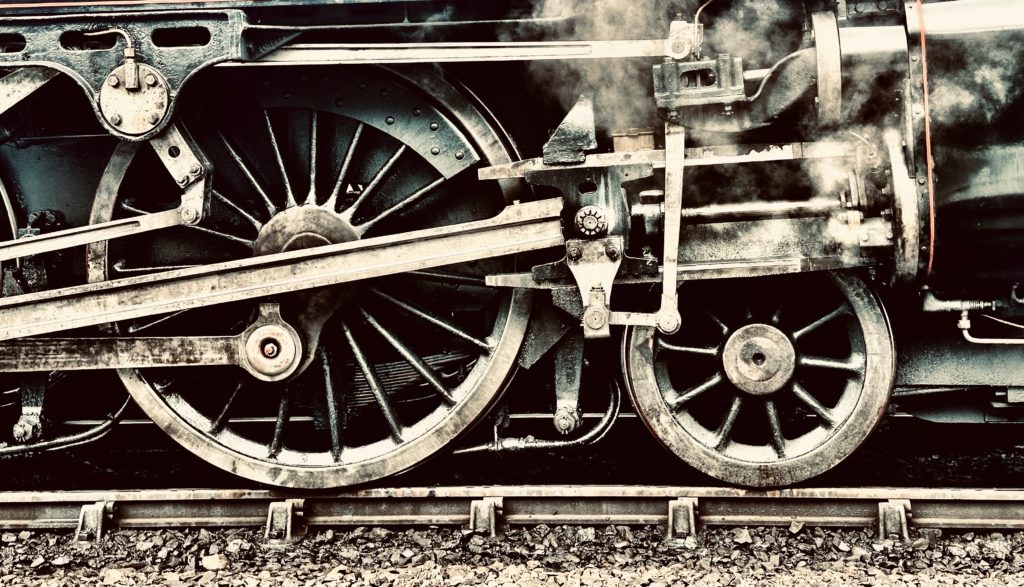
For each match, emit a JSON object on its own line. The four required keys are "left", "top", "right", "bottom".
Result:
{"left": 0, "top": 0, "right": 1021, "bottom": 489}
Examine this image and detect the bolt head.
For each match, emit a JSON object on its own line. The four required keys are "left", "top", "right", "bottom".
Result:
{"left": 574, "top": 206, "right": 608, "bottom": 237}
{"left": 177, "top": 176, "right": 190, "bottom": 187}
{"left": 567, "top": 246, "right": 583, "bottom": 261}
{"left": 189, "top": 164, "right": 202, "bottom": 176}
{"left": 262, "top": 341, "right": 280, "bottom": 359}
{"left": 584, "top": 307, "right": 608, "bottom": 331}
{"left": 107, "top": 75, "right": 120, "bottom": 87}
{"left": 109, "top": 114, "right": 123, "bottom": 126}
{"left": 145, "top": 73, "right": 158, "bottom": 87}
{"left": 179, "top": 207, "right": 198, "bottom": 223}
{"left": 605, "top": 245, "right": 620, "bottom": 260}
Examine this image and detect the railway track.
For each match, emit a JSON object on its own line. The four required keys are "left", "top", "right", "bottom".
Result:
{"left": 5, "top": 485, "right": 1024, "bottom": 543}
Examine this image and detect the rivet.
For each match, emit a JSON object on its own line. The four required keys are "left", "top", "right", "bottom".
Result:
{"left": 430, "top": 147, "right": 440, "bottom": 156}
{"left": 385, "top": 116, "right": 395, "bottom": 125}
{"left": 455, "top": 151, "right": 465, "bottom": 160}
{"left": 413, "top": 108, "right": 422, "bottom": 116}
{"left": 335, "top": 97, "right": 344, "bottom": 107}
{"left": 430, "top": 122, "right": 439, "bottom": 131}
{"left": 918, "top": 177, "right": 927, "bottom": 185}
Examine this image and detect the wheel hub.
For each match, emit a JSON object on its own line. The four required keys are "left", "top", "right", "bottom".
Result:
{"left": 254, "top": 206, "right": 362, "bottom": 375}
{"left": 254, "top": 206, "right": 360, "bottom": 255}
{"left": 721, "top": 324, "right": 795, "bottom": 396}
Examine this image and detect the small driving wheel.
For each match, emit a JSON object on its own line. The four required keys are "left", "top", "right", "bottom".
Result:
{"left": 623, "top": 272, "right": 894, "bottom": 487}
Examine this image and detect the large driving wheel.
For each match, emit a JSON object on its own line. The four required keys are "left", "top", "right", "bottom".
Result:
{"left": 624, "top": 272, "right": 894, "bottom": 487}
{"left": 87, "top": 67, "right": 529, "bottom": 488}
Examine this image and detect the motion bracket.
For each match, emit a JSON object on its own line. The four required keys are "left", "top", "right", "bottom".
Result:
{"left": 0, "top": 123, "right": 210, "bottom": 263}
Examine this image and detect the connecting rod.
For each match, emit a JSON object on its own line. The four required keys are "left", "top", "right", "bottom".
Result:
{"left": 0, "top": 198, "right": 565, "bottom": 341}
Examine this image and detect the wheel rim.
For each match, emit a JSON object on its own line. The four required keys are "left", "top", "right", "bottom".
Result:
{"left": 624, "top": 272, "right": 894, "bottom": 487}
{"left": 87, "top": 67, "right": 529, "bottom": 488}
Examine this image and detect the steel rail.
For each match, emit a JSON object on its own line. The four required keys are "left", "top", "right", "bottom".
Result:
{"left": 5, "top": 485, "right": 1024, "bottom": 540}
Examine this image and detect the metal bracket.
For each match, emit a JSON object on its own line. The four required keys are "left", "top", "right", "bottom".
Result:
{"left": 552, "top": 331, "right": 584, "bottom": 434}
{"left": 0, "top": 67, "right": 59, "bottom": 119}
{"left": 468, "top": 497, "right": 503, "bottom": 537}
{"left": 75, "top": 501, "right": 115, "bottom": 542}
{"left": 609, "top": 122, "right": 685, "bottom": 334}
{"left": 265, "top": 499, "right": 306, "bottom": 543}
{"left": 542, "top": 96, "right": 597, "bottom": 165}
{"left": 12, "top": 373, "right": 47, "bottom": 444}
{"left": 0, "top": 123, "right": 210, "bottom": 263}
{"left": 666, "top": 498, "right": 698, "bottom": 538}
{"left": 878, "top": 499, "right": 910, "bottom": 541}
{"left": 0, "top": 11, "right": 246, "bottom": 140}
{"left": 566, "top": 237, "right": 623, "bottom": 339}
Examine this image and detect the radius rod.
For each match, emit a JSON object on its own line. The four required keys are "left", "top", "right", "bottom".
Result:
{"left": 0, "top": 198, "right": 564, "bottom": 341}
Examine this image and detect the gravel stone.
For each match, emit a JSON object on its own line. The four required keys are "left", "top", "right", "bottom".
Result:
{"left": 1, "top": 525, "right": 1024, "bottom": 585}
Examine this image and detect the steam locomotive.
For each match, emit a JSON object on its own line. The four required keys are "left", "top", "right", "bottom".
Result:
{"left": 0, "top": 0, "right": 1019, "bottom": 488}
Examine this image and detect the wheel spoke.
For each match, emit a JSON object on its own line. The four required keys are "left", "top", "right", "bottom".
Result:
{"left": 344, "top": 145, "right": 407, "bottom": 219}
{"left": 657, "top": 340, "right": 718, "bottom": 357}
{"left": 305, "top": 111, "right": 318, "bottom": 206}
{"left": 701, "top": 306, "right": 730, "bottom": 336}
{"left": 324, "top": 123, "right": 364, "bottom": 211}
{"left": 792, "top": 382, "right": 838, "bottom": 427}
{"left": 218, "top": 132, "right": 277, "bottom": 217}
{"left": 714, "top": 394, "right": 743, "bottom": 450}
{"left": 320, "top": 349, "right": 343, "bottom": 461}
{"left": 123, "top": 200, "right": 254, "bottom": 247}
{"left": 113, "top": 261, "right": 199, "bottom": 275}
{"left": 402, "top": 270, "right": 488, "bottom": 287}
{"left": 668, "top": 372, "right": 723, "bottom": 410}
{"left": 765, "top": 400, "right": 786, "bottom": 458}
{"left": 127, "top": 309, "right": 192, "bottom": 333}
{"left": 264, "top": 110, "right": 296, "bottom": 208}
{"left": 209, "top": 379, "right": 244, "bottom": 434}
{"left": 341, "top": 320, "right": 404, "bottom": 442}
{"left": 212, "top": 189, "right": 262, "bottom": 231}
{"left": 798, "top": 354, "right": 863, "bottom": 374}
{"left": 793, "top": 305, "right": 848, "bottom": 341}
{"left": 371, "top": 288, "right": 492, "bottom": 352}
{"left": 268, "top": 388, "right": 290, "bottom": 458}
{"left": 187, "top": 224, "right": 255, "bottom": 248}
{"left": 358, "top": 176, "right": 445, "bottom": 233}
{"left": 359, "top": 308, "right": 456, "bottom": 406}
{"left": 770, "top": 302, "right": 785, "bottom": 327}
